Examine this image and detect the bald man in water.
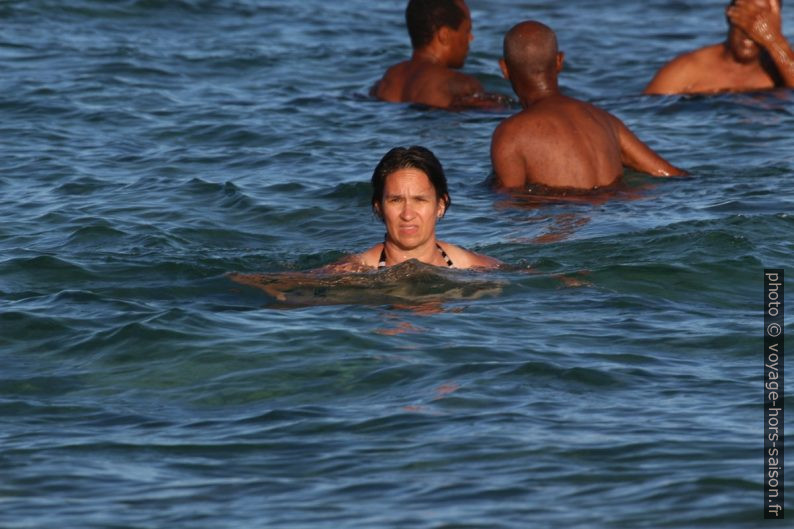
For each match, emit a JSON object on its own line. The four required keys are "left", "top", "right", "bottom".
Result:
{"left": 645, "top": 0, "right": 794, "bottom": 95}
{"left": 490, "top": 21, "right": 686, "bottom": 192}
{"left": 373, "top": 0, "right": 507, "bottom": 109}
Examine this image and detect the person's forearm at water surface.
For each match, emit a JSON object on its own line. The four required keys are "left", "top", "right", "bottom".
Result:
{"left": 613, "top": 116, "right": 689, "bottom": 178}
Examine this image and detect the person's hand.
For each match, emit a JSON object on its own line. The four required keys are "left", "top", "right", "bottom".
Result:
{"left": 727, "top": 0, "right": 784, "bottom": 47}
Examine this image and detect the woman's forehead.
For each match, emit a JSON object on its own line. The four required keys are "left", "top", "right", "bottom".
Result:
{"left": 384, "top": 168, "right": 434, "bottom": 192}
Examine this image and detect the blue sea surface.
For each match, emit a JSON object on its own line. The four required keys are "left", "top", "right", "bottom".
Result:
{"left": 1, "top": 1, "right": 792, "bottom": 527}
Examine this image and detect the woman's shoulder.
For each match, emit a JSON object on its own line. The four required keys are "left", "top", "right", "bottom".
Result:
{"left": 437, "top": 241, "right": 502, "bottom": 270}
{"left": 321, "top": 244, "right": 381, "bottom": 272}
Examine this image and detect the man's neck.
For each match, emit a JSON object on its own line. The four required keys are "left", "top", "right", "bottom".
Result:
{"left": 721, "top": 42, "right": 763, "bottom": 69}
{"left": 516, "top": 77, "right": 559, "bottom": 108}
{"left": 412, "top": 47, "right": 448, "bottom": 67}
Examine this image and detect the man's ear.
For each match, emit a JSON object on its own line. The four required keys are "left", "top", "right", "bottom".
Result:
{"left": 373, "top": 202, "right": 383, "bottom": 220}
{"left": 556, "top": 52, "right": 565, "bottom": 73}
{"left": 437, "top": 26, "right": 452, "bottom": 47}
{"left": 499, "top": 58, "right": 510, "bottom": 80}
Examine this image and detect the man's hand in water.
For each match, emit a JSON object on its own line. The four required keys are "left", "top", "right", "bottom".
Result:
{"left": 451, "top": 91, "right": 513, "bottom": 110}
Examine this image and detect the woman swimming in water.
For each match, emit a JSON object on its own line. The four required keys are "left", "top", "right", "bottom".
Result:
{"left": 229, "top": 146, "right": 500, "bottom": 302}
{"left": 344, "top": 145, "right": 500, "bottom": 270}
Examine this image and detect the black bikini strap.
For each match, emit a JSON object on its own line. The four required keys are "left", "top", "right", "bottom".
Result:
{"left": 378, "top": 234, "right": 454, "bottom": 268}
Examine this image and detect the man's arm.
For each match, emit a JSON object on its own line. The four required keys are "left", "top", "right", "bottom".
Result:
{"left": 490, "top": 122, "right": 528, "bottom": 188}
{"left": 611, "top": 116, "right": 688, "bottom": 177}
{"left": 728, "top": 0, "right": 794, "bottom": 87}
{"left": 451, "top": 91, "right": 513, "bottom": 110}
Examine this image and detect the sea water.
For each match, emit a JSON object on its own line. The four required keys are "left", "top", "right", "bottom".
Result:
{"left": 1, "top": 1, "right": 792, "bottom": 527}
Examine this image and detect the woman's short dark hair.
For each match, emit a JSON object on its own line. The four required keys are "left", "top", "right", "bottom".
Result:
{"left": 405, "top": 0, "right": 466, "bottom": 50}
{"left": 371, "top": 146, "right": 451, "bottom": 220}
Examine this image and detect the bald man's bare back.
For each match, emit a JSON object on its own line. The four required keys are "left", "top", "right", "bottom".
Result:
{"left": 491, "top": 94, "right": 684, "bottom": 191}
{"left": 373, "top": 59, "right": 486, "bottom": 109}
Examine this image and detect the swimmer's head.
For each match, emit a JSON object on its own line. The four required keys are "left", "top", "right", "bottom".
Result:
{"left": 726, "top": 0, "right": 782, "bottom": 63}
{"left": 503, "top": 21, "right": 558, "bottom": 73}
{"left": 500, "top": 21, "right": 563, "bottom": 92}
{"left": 406, "top": 0, "right": 472, "bottom": 66}
{"left": 371, "top": 146, "right": 451, "bottom": 221}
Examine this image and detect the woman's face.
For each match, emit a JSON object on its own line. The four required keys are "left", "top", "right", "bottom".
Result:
{"left": 378, "top": 167, "right": 446, "bottom": 251}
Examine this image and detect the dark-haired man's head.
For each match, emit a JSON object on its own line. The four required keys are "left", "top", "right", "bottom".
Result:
{"left": 406, "top": 0, "right": 472, "bottom": 67}
{"left": 726, "top": 0, "right": 783, "bottom": 62}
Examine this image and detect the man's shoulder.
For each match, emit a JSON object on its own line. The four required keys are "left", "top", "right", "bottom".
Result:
{"left": 645, "top": 43, "right": 725, "bottom": 94}
{"left": 414, "top": 63, "right": 479, "bottom": 91}
{"left": 378, "top": 60, "right": 412, "bottom": 84}
{"left": 492, "top": 111, "right": 524, "bottom": 142}
{"left": 662, "top": 43, "right": 726, "bottom": 71}
{"left": 497, "top": 96, "right": 584, "bottom": 129}
{"left": 374, "top": 61, "right": 412, "bottom": 101}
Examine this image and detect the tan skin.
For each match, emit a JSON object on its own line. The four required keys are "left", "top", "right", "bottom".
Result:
{"left": 351, "top": 168, "right": 500, "bottom": 269}
{"left": 645, "top": 0, "right": 794, "bottom": 95}
{"left": 491, "top": 22, "right": 686, "bottom": 192}
{"left": 373, "top": 0, "right": 507, "bottom": 109}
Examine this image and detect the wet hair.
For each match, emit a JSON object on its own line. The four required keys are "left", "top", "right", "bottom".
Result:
{"left": 405, "top": 0, "right": 466, "bottom": 50}
{"left": 371, "top": 146, "right": 451, "bottom": 220}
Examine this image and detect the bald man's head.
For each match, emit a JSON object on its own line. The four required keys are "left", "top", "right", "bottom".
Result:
{"left": 503, "top": 21, "right": 558, "bottom": 78}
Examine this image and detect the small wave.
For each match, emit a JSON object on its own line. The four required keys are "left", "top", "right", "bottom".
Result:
{"left": 182, "top": 178, "right": 255, "bottom": 209}
{"left": 320, "top": 181, "right": 371, "bottom": 204}
{"left": 0, "top": 255, "right": 97, "bottom": 281}
{"left": 66, "top": 224, "right": 128, "bottom": 245}
{"left": 54, "top": 176, "right": 116, "bottom": 196}
{"left": 506, "top": 361, "right": 625, "bottom": 388}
